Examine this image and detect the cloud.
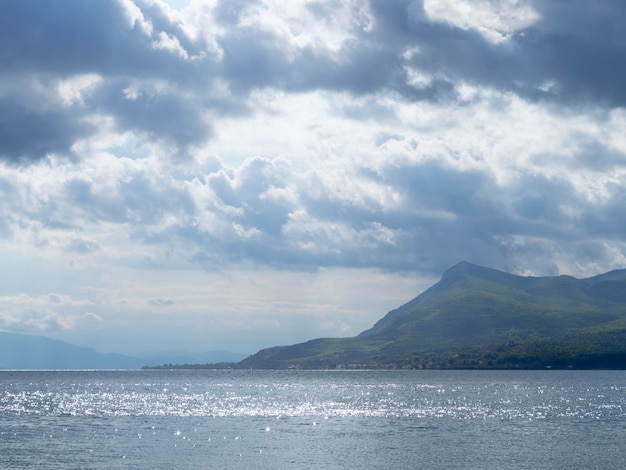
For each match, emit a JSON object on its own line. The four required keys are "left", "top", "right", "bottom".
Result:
{"left": 149, "top": 299, "right": 176, "bottom": 306}
{"left": 213, "top": 0, "right": 259, "bottom": 26}
{"left": 0, "top": 94, "right": 94, "bottom": 163}
{"left": 3, "top": 103, "right": 626, "bottom": 277}
{"left": 0, "top": 0, "right": 208, "bottom": 162}
{"left": 0, "top": 294, "right": 101, "bottom": 333}
{"left": 3, "top": 0, "right": 625, "bottom": 164}
{"left": 423, "top": 0, "right": 539, "bottom": 43}
{"left": 1, "top": 0, "right": 626, "bottom": 352}
{"left": 523, "top": 0, "right": 626, "bottom": 106}
{"left": 90, "top": 80, "right": 213, "bottom": 148}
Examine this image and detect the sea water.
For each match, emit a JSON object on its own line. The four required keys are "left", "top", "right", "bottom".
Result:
{"left": 1, "top": 369, "right": 625, "bottom": 469}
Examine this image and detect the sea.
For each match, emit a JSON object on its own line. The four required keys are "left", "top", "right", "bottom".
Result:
{"left": 1, "top": 370, "right": 625, "bottom": 469}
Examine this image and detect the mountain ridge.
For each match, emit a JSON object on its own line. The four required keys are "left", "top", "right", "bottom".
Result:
{"left": 239, "top": 262, "right": 626, "bottom": 369}
{"left": 0, "top": 331, "right": 247, "bottom": 369}
{"left": 0, "top": 331, "right": 143, "bottom": 369}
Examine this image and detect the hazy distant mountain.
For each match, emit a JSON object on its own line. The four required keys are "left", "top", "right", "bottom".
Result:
{"left": 0, "top": 332, "right": 248, "bottom": 370}
{"left": 0, "top": 332, "right": 143, "bottom": 369}
{"left": 240, "top": 262, "right": 626, "bottom": 369}
{"left": 140, "top": 350, "right": 248, "bottom": 367}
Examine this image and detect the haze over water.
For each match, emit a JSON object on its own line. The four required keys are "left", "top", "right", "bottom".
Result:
{"left": 1, "top": 370, "right": 625, "bottom": 469}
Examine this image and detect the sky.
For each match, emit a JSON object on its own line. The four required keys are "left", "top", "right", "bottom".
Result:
{"left": 1, "top": 0, "right": 626, "bottom": 356}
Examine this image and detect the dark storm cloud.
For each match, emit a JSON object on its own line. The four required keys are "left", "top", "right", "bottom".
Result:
{"left": 215, "top": 0, "right": 626, "bottom": 108}
{"left": 159, "top": 159, "right": 580, "bottom": 274}
{"left": 579, "top": 181, "right": 626, "bottom": 239}
{"left": 536, "top": 141, "right": 626, "bottom": 173}
{"left": 320, "top": 163, "right": 511, "bottom": 273}
{"left": 282, "top": 160, "right": 623, "bottom": 275}
{"left": 218, "top": 27, "right": 292, "bottom": 92}
{"left": 214, "top": 3, "right": 446, "bottom": 99}
{"left": 0, "top": 0, "right": 182, "bottom": 77}
{"left": 91, "top": 80, "right": 211, "bottom": 146}
{"left": 207, "top": 0, "right": 626, "bottom": 107}
{"left": 0, "top": 96, "right": 93, "bottom": 163}
{"left": 368, "top": 0, "right": 527, "bottom": 87}
{"left": 206, "top": 0, "right": 617, "bottom": 107}
{"left": 0, "top": 0, "right": 202, "bottom": 163}
{"left": 100, "top": 153, "right": 622, "bottom": 276}
{"left": 576, "top": 145, "right": 626, "bottom": 172}
{"left": 523, "top": 0, "right": 626, "bottom": 106}
{"left": 366, "top": 0, "right": 626, "bottom": 106}
{"left": 2, "top": 0, "right": 625, "bottom": 163}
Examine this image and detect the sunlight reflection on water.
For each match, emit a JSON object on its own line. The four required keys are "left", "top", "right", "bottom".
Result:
{"left": 1, "top": 370, "right": 626, "bottom": 469}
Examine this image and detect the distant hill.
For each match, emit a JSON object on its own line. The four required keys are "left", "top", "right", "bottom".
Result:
{"left": 140, "top": 350, "right": 248, "bottom": 367}
{"left": 239, "top": 262, "right": 626, "bottom": 369}
{"left": 0, "top": 332, "right": 249, "bottom": 370}
{"left": 0, "top": 332, "right": 143, "bottom": 369}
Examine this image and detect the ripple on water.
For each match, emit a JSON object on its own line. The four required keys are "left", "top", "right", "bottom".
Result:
{"left": 1, "top": 370, "right": 626, "bottom": 422}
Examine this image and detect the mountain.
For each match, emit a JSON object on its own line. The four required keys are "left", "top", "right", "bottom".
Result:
{"left": 140, "top": 349, "right": 248, "bottom": 367}
{"left": 239, "top": 262, "right": 626, "bottom": 369}
{"left": 0, "top": 332, "right": 144, "bottom": 369}
{"left": 0, "top": 332, "right": 249, "bottom": 369}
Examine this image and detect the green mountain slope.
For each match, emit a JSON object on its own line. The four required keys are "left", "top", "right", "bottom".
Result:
{"left": 239, "top": 262, "right": 626, "bottom": 369}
